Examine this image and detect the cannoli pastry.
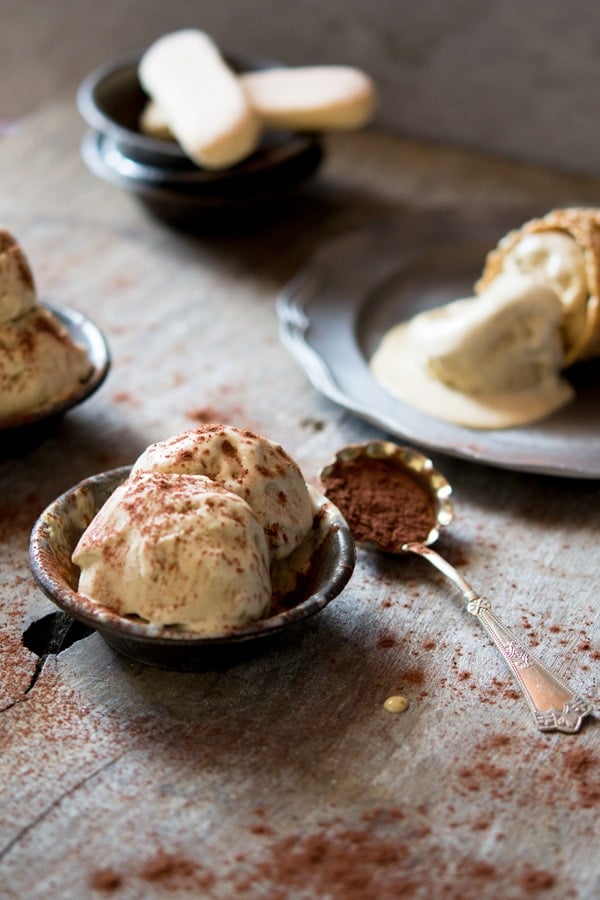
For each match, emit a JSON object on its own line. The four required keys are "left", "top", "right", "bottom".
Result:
{"left": 476, "top": 207, "right": 600, "bottom": 365}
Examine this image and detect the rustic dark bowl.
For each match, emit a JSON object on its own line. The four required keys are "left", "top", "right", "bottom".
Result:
{"left": 29, "top": 467, "right": 355, "bottom": 671}
{"left": 0, "top": 303, "right": 110, "bottom": 435}
{"left": 76, "top": 53, "right": 324, "bottom": 220}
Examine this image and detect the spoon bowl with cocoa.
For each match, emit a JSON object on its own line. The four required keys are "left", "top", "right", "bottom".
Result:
{"left": 320, "top": 440, "right": 593, "bottom": 734}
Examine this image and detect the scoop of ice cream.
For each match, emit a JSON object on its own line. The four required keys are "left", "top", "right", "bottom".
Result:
{"left": 0, "top": 229, "right": 36, "bottom": 325}
{"left": 131, "top": 426, "right": 313, "bottom": 560}
{"left": 484, "top": 231, "right": 588, "bottom": 354}
{"left": 415, "top": 276, "right": 566, "bottom": 393}
{"left": 0, "top": 306, "right": 92, "bottom": 418}
{"left": 72, "top": 471, "right": 272, "bottom": 635}
{"left": 370, "top": 277, "right": 574, "bottom": 429}
{"left": 476, "top": 208, "right": 600, "bottom": 364}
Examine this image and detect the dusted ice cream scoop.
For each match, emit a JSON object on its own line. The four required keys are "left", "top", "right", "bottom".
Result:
{"left": 0, "top": 229, "right": 36, "bottom": 324}
{"left": 476, "top": 208, "right": 600, "bottom": 364}
{"left": 132, "top": 425, "right": 313, "bottom": 560}
{"left": 72, "top": 471, "right": 272, "bottom": 635}
{"left": 370, "top": 276, "right": 574, "bottom": 429}
{"left": 0, "top": 228, "right": 92, "bottom": 418}
{"left": 0, "top": 306, "right": 92, "bottom": 419}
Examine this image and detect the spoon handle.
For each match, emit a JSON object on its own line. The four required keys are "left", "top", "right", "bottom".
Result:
{"left": 403, "top": 542, "right": 593, "bottom": 734}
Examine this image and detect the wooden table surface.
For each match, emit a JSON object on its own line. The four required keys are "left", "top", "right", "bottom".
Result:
{"left": 1, "top": 100, "right": 599, "bottom": 899}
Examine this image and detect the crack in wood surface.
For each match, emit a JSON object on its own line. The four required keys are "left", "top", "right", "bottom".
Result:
{"left": 0, "top": 754, "right": 125, "bottom": 863}
{"left": 0, "top": 613, "right": 95, "bottom": 713}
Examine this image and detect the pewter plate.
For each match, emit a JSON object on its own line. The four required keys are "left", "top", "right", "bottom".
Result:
{"left": 277, "top": 211, "right": 600, "bottom": 479}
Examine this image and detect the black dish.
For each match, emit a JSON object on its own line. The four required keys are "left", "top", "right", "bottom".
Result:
{"left": 77, "top": 54, "right": 324, "bottom": 221}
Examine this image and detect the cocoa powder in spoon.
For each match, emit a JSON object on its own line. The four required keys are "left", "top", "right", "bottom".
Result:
{"left": 320, "top": 453, "right": 435, "bottom": 551}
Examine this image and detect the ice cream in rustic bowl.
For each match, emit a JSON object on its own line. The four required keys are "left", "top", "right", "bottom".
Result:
{"left": 29, "top": 426, "right": 355, "bottom": 671}
{"left": 0, "top": 229, "right": 109, "bottom": 436}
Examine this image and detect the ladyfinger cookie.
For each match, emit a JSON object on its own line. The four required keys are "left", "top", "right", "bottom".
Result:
{"left": 138, "top": 29, "right": 260, "bottom": 170}
{"left": 139, "top": 100, "right": 172, "bottom": 141}
{"left": 241, "top": 65, "right": 376, "bottom": 131}
{"left": 139, "top": 64, "right": 376, "bottom": 140}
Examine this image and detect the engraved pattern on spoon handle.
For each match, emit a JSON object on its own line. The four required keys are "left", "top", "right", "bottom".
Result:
{"left": 467, "top": 598, "right": 593, "bottom": 734}
{"left": 402, "top": 542, "right": 593, "bottom": 734}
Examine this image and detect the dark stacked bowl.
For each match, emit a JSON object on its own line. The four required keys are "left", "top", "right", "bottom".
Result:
{"left": 77, "top": 54, "right": 324, "bottom": 225}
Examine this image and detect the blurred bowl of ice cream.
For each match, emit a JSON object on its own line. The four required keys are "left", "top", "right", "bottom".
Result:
{"left": 29, "top": 427, "right": 355, "bottom": 670}
{"left": 0, "top": 303, "right": 110, "bottom": 435}
{"left": 0, "top": 227, "right": 109, "bottom": 436}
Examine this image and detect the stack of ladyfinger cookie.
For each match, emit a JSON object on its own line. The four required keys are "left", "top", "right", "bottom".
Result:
{"left": 138, "top": 29, "right": 376, "bottom": 170}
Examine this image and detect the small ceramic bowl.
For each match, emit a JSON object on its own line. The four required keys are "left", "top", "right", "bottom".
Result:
{"left": 0, "top": 303, "right": 110, "bottom": 435}
{"left": 29, "top": 467, "right": 355, "bottom": 670}
{"left": 76, "top": 54, "right": 324, "bottom": 221}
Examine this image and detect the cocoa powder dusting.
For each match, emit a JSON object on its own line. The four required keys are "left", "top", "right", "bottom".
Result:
{"left": 234, "top": 823, "right": 418, "bottom": 898}
{"left": 89, "top": 869, "right": 122, "bottom": 891}
{"left": 321, "top": 455, "right": 435, "bottom": 551}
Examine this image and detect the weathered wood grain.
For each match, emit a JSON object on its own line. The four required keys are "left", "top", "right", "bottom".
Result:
{"left": 0, "top": 102, "right": 598, "bottom": 899}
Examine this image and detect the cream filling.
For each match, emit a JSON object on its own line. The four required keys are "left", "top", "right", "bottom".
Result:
{"left": 370, "top": 277, "right": 574, "bottom": 429}
{"left": 497, "top": 231, "right": 588, "bottom": 352}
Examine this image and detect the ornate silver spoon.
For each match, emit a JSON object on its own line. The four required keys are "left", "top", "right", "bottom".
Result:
{"left": 320, "top": 441, "right": 594, "bottom": 734}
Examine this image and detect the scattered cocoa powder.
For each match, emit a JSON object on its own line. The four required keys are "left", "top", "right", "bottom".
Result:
{"left": 320, "top": 453, "right": 436, "bottom": 551}
{"left": 250, "top": 822, "right": 275, "bottom": 836}
{"left": 402, "top": 667, "right": 425, "bottom": 685}
{"left": 89, "top": 868, "right": 122, "bottom": 891}
{"left": 185, "top": 404, "right": 246, "bottom": 425}
{"left": 138, "top": 851, "right": 215, "bottom": 890}
{"left": 140, "top": 851, "right": 196, "bottom": 881}
{"left": 562, "top": 747, "right": 600, "bottom": 808}
{"left": 377, "top": 631, "right": 399, "bottom": 649}
{"left": 459, "top": 860, "right": 497, "bottom": 880}
{"left": 234, "top": 824, "right": 417, "bottom": 898}
{"left": 111, "top": 390, "right": 140, "bottom": 406}
{"left": 518, "top": 865, "right": 556, "bottom": 892}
